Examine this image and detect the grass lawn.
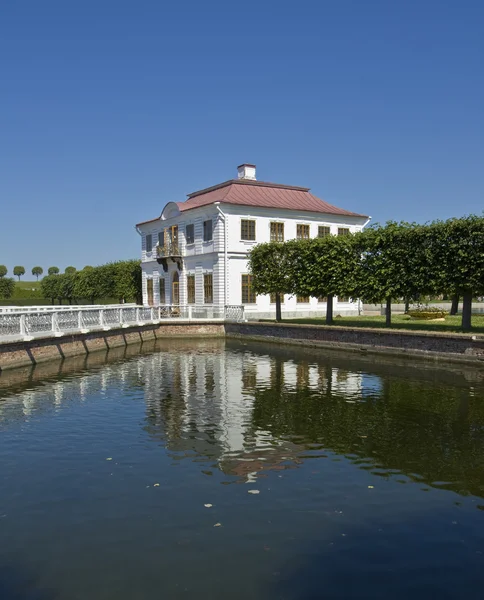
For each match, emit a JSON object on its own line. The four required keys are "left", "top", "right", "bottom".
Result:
{"left": 276, "top": 314, "right": 484, "bottom": 335}
{"left": 14, "top": 280, "right": 41, "bottom": 290}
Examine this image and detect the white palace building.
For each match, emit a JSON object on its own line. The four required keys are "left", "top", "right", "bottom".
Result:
{"left": 136, "top": 164, "right": 370, "bottom": 319}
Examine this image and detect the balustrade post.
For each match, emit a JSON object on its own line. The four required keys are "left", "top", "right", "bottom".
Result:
{"left": 188, "top": 306, "right": 193, "bottom": 320}
{"left": 150, "top": 307, "right": 155, "bottom": 321}
{"left": 20, "top": 314, "right": 26, "bottom": 336}
{"left": 100, "top": 309, "right": 104, "bottom": 327}
{"left": 136, "top": 307, "right": 140, "bottom": 323}
{"left": 78, "top": 310, "right": 83, "bottom": 330}
{"left": 119, "top": 307, "right": 123, "bottom": 326}
{"left": 52, "top": 313, "right": 59, "bottom": 333}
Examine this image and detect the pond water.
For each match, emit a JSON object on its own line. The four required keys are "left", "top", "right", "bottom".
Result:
{"left": 1, "top": 339, "right": 484, "bottom": 599}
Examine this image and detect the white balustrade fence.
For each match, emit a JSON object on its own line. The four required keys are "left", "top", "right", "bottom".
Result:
{"left": 0, "top": 305, "right": 245, "bottom": 341}
{"left": 0, "top": 303, "right": 136, "bottom": 314}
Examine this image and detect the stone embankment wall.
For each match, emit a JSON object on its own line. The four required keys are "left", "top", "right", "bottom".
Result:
{"left": 1, "top": 320, "right": 484, "bottom": 371}
{"left": 0, "top": 322, "right": 225, "bottom": 371}
{"left": 225, "top": 322, "right": 484, "bottom": 366}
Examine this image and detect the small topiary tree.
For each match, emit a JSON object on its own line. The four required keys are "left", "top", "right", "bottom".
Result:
{"left": 0, "top": 265, "right": 7, "bottom": 278}
{"left": 13, "top": 266, "right": 25, "bottom": 281}
{"left": 48, "top": 266, "right": 60, "bottom": 275}
{"left": 32, "top": 266, "right": 43, "bottom": 280}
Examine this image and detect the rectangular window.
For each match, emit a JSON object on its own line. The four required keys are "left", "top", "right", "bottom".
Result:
{"left": 338, "top": 228, "right": 350, "bottom": 236}
{"left": 159, "top": 278, "right": 166, "bottom": 304}
{"left": 297, "top": 224, "right": 310, "bottom": 240}
{"left": 241, "top": 274, "right": 256, "bottom": 304}
{"left": 318, "top": 296, "right": 328, "bottom": 302}
{"left": 186, "top": 224, "right": 195, "bottom": 245}
{"left": 145, "top": 234, "right": 152, "bottom": 252}
{"left": 270, "top": 222, "right": 284, "bottom": 242}
{"left": 204, "top": 273, "right": 213, "bottom": 304}
{"left": 270, "top": 292, "right": 284, "bottom": 304}
{"left": 318, "top": 226, "right": 331, "bottom": 238}
{"left": 187, "top": 275, "right": 195, "bottom": 304}
{"left": 241, "top": 219, "right": 256, "bottom": 241}
{"left": 203, "top": 220, "right": 213, "bottom": 242}
{"left": 338, "top": 296, "right": 350, "bottom": 302}
{"left": 297, "top": 296, "right": 310, "bottom": 303}
{"left": 158, "top": 231, "right": 164, "bottom": 247}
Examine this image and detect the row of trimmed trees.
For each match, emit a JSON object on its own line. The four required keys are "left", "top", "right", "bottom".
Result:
{"left": 248, "top": 216, "right": 484, "bottom": 330}
{"left": 0, "top": 265, "right": 78, "bottom": 281}
{"left": 39, "top": 260, "right": 142, "bottom": 305}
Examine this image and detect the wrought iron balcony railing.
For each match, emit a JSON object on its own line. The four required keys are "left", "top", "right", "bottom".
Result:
{"left": 156, "top": 243, "right": 181, "bottom": 258}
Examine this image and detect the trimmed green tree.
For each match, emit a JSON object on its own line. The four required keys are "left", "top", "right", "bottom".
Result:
{"left": 113, "top": 260, "right": 142, "bottom": 304}
{"left": 427, "top": 215, "right": 484, "bottom": 330}
{"left": 40, "top": 274, "right": 62, "bottom": 304}
{"left": 285, "top": 235, "right": 362, "bottom": 325}
{"left": 0, "top": 277, "right": 15, "bottom": 299}
{"left": 355, "top": 222, "right": 430, "bottom": 326}
{"left": 248, "top": 243, "right": 292, "bottom": 321}
{"left": 48, "top": 266, "right": 60, "bottom": 275}
{"left": 32, "top": 266, "right": 43, "bottom": 280}
{"left": 65, "top": 266, "right": 77, "bottom": 275}
{"left": 0, "top": 265, "right": 7, "bottom": 278}
{"left": 13, "top": 266, "right": 25, "bottom": 281}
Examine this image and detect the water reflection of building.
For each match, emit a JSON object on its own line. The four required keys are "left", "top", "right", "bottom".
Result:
{"left": 141, "top": 349, "right": 367, "bottom": 482}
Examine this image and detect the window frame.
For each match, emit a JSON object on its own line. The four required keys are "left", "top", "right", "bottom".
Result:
{"left": 204, "top": 273, "right": 213, "bottom": 304}
{"left": 240, "top": 219, "right": 256, "bottom": 241}
{"left": 145, "top": 234, "right": 153, "bottom": 252}
{"left": 337, "top": 227, "right": 350, "bottom": 237}
{"left": 159, "top": 278, "right": 166, "bottom": 304}
{"left": 270, "top": 292, "right": 284, "bottom": 304}
{"left": 187, "top": 274, "right": 196, "bottom": 304}
{"left": 318, "top": 226, "right": 331, "bottom": 238}
{"left": 185, "top": 224, "right": 195, "bottom": 245}
{"left": 203, "top": 220, "right": 213, "bottom": 242}
{"left": 296, "top": 296, "right": 310, "bottom": 303}
{"left": 241, "top": 274, "right": 256, "bottom": 304}
{"left": 296, "top": 224, "right": 310, "bottom": 240}
{"left": 270, "top": 221, "right": 284, "bottom": 242}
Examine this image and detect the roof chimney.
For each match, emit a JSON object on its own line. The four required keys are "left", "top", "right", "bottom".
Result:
{"left": 237, "top": 163, "right": 256, "bottom": 181}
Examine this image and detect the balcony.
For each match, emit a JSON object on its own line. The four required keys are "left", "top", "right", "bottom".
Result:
{"left": 156, "top": 243, "right": 183, "bottom": 272}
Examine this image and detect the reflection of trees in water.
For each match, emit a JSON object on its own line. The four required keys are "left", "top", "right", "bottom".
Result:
{"left": 252, "top": 365, "right": 484, "bottom": 498}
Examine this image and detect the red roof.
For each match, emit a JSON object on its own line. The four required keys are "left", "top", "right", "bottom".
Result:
{"left": 179, "top": 179, "right": 366, "bottom": 216}
{"left": 137, "top": 179, "right": 366, "bottom": 226}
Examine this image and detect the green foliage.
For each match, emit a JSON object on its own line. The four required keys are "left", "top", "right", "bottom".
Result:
{"left": 249, "top": 214, "right": 484, "bottom": 330}
{"left": 32, "top": 266, "right": 43, "bottom": 280}
{"left": 112, "top": 260, "right": 142, "bottom": 303}
{"left": 0, "top": 265, "right": 7, "bottom": 278}
{"left": 40, "top": 274, "right": 62, "bottom": 303}
{"left": 48, "top": 266, "right": 60, "bottom": 275}
{"left": 0, "top": 277, "right": 15, "bottom": 299}
{"left": 65, "top": 266, "right": 77, "bottom": 274}
{"left": 13, "top": 266, "right": 25, "bottom": 280}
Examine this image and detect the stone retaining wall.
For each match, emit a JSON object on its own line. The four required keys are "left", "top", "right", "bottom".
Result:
{"left": 2, "top": 320, "right": 484, "bottom": 372}
{"left": 0, "top": 322, "right": 225, "bottom": 371}
{"left": 225, "top": 322, "right": 484, "bottom": 366}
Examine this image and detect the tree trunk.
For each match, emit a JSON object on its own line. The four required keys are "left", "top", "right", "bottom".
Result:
{"left": 275, "top": 293, "right": 282, "bottom": 322}
{"left": 404, "top": 299, "right": 410, "bottom": 313}
{"left": 450, "top": 294, "right": 459, "bottom": 315}
{"left": 461, "top": 292, "right": 472, "bottom": 330}
{"left": 326, "top": 294, "right": 334, "bottom": 325}
{"left": 385, "top": 297, "right": 392, "bottom": 327}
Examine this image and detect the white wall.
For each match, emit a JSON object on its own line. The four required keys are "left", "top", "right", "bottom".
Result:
{"left": 138, "top": 202, "right": 368, "bottom": 311}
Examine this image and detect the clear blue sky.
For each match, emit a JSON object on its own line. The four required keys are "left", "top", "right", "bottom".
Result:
{"left": 1, "top": 0, "right": 482, "bottom": 276}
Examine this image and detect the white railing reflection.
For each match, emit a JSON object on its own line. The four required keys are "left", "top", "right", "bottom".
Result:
{"left": 0, "top": 304, "right": 245, "bottom": 341}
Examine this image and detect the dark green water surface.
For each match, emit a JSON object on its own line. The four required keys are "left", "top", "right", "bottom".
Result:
{"left": 1, "top": 339, "right": 484, "bottom": 599}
